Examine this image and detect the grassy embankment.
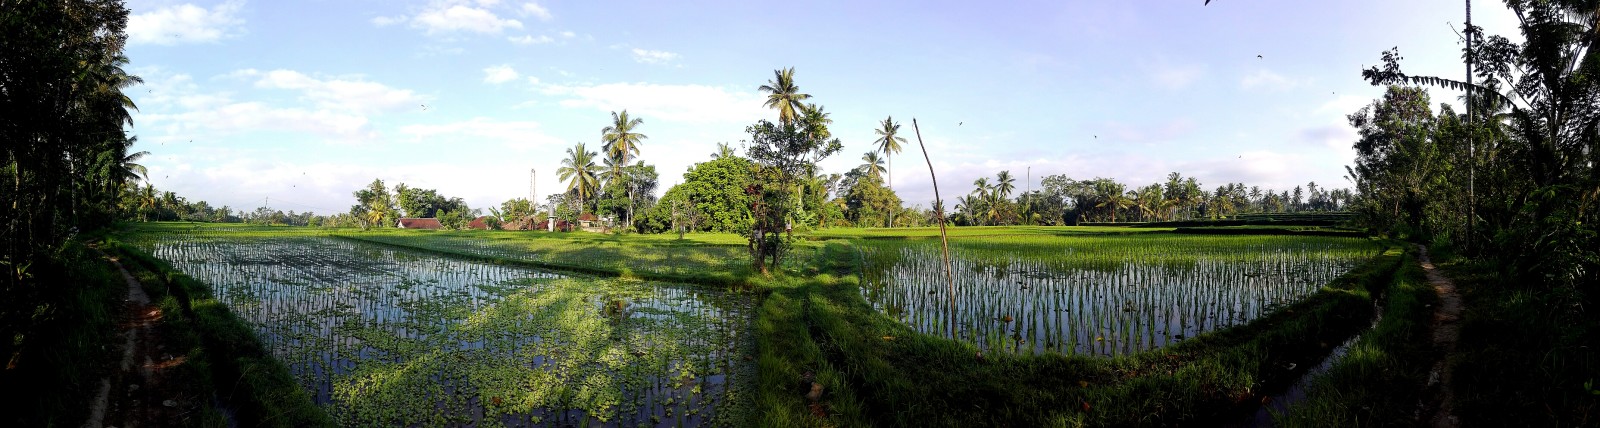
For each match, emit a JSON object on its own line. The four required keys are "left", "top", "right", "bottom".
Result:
{"left": 1276, "top": 250, "right": 1436, "bottom": 425}
{"left": 2, "top": 241, "right": 124, "bottom": 426}
{"left": 118, "top": 222, "right": 1405, "bottom": 425}
{"left": 317, "top": 224, "right": 1400, "bottom": 425}
{"left": 107, "top": 228, "right": 333, "bottom": 427}
{"left": 1435, "top": 252, "right": 1598, "bottom": 425}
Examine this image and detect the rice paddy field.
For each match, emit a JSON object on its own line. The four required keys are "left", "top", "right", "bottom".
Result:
{"left": 854, "top": 235, "right": 1380, "bottom": 356}
{"left": 332, "top": 229, "right": 817, "bottom": 284}
{"left": 123, "top": 226, "right": 756, "bottom": 427}
{"left": 117, "top": 223, "right": 1394, "bottom": 425}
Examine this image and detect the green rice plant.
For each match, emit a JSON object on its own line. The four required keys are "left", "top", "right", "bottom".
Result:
{"left": 853, "top": 234, "right": 1381, "bottom": 356}
{"left": 126, "top": 228, "right": 759, "bottom": 426}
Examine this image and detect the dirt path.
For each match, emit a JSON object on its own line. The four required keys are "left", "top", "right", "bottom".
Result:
{"left": 1416, "top": 245, "right": 1463, "bottom": 428}
{"left": 83, "top": 251, "right": 202, "bottom": 428}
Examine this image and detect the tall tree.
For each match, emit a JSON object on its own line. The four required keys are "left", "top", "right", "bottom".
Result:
{"left": 860, "top": 151, "right": 886, "bottom": 180}
{"left": 758, "top": 67, "right": 811, "bottom": 125}
{"left": 873, "top": 116, "right": 906, "bottom": 189}
{"left": 994, "top": 170, "right": 1017, "bottom": 198}
{"left": 601, "top": 110, "right": 647, "bottom": 166}
{"left": 557, "top": 142, "right": 600, "bottom": 216}
{"left": 743, "top": 118, "right": 840, "bottom": 274}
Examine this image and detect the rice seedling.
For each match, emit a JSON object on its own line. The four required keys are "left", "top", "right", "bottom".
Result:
{"left": 132, "top": 229, "right": 757, "bottom": 427}
{"left": 854, "top": 234, "right": 1381, "bottom": 356}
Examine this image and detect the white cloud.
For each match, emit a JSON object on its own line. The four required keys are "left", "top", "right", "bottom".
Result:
{"left": 238, "top": 69, "right": 426, "bottom": 114}
{"left": 482, "top": 65, "right": 519, "bottom": 84}
{"left": 398, "top": 117, "right": 565, "bottom": 150}
{"left": 371, "top": 15, "right": 404, "bottom": 27}
{"left": 538, "top": 81, "right": 766, "bottom": 124}
{"left": 521, "top": 2, "right": 553, "bottom": 21}
{"left": 631, "top": 48, "right": 680, "bottom": 65}
{"left": 559, "top": 30, "right": 576, "bottom": 39}
{"left": 127, "top": 1, "right": 245, "bottom": 46}
{"left": 1240, "top": 69, "right": 1300, "bottom": 91}
{"left": 412, "top": 4, "right": 523, "bottom": 34}
{"left": 507, "top": 34, "right": 554, "bottom": 45}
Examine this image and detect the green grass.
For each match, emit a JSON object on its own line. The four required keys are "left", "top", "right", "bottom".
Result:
{"left": 803, "top": 225, "right": 1173, "bottom": 240}
{"left": 752, "top": 240, "right": 1404, "bottom": 426}
{"left": 1276, "top": 248, "right": 1437, "bottom": 426}
{"left": 117, "top": 222, "right": 1411, "bottom": 425}
{"left": 109, "top": 238, "right": 334, "bottom": 427}
{"left": 0, "top": 241, "right": 123, "bottom": 427}
{"left": 1438, "top": 258, "right": 1599, "bottom": 426}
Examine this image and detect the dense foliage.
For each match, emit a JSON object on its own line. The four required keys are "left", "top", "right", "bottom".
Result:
{"left": 1, "top": 0, "right": 141, "bottom": 367}
{"left": 1353, "top": 0, "right": 1597, "bottom": 294}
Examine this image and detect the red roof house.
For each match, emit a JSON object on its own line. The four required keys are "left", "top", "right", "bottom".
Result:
{"left": 467, "top": 216, "right": 490, "bottom": 230}
{"left": 396, "top": 218, "right": 442, "bottom": 229}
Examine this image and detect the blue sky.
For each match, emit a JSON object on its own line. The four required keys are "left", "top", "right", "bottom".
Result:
{"left": 125, "top": 0, "right": 1521, "bottom": 216}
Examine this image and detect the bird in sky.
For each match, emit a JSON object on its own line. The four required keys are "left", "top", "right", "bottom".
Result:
{"left": 958, "top": 122, "right": 963, "bottom": 126}
{"left": 1257, "top": 54, "right": 1264, "bottom": 59}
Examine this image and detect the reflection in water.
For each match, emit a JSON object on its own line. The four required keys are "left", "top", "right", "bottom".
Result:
{"left": 145, "top": 234, "right": 755, "bottom": 427}
{"left": 860, "top": 240, "right": 1373, "bottom": 357}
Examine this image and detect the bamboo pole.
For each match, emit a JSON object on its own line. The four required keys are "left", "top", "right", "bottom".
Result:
{"left": 911, "top": 118, "right": 957, "bottom": 338}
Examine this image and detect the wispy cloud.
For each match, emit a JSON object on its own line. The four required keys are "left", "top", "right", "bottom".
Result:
{"left": 507, "top": 34, "right": 554, "bottom": 45}
{"left": 538, "top": 81, "right": 765, "bottom": 123}
{"left": 412, "top": 4, "right": 523, "bottom": 34}
{"left": 521, "top": 2, "right": 553, "bottom": 21}
{"left": 127, "top": 1, "right": 246, "bottom": 46}
{"left": 631, "top": 48, "right": 680, "bottom": 65}
{"left": 482, "top": 65, "right": 519, "bottom": 84}
{"left": 236, "top": 69, "right": 426, "bottom": 114}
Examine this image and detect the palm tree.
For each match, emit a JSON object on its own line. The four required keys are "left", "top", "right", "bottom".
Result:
{"left": 711, "top": 142, "right": 737, "bottom": 159}
{"left": 873, "top": 116, "right": 906, "bottom": 189}
{"left": 601, "top": 110, "right": 646, "bottom": 165}
{"left": 994, "top": 171, "right": 1016, "bottom": 199}
{"left": 800, "top": 103, "right": 833, "bottom": 141}
{"left": 557, "top": 142, "right": 600, "bottom": 217}
{"left": 139, "top": 182, "right": 157, "bottom": 222}
{"left": 972, "top": 177, "right": 991, "bottom": 199}
{"left": 758, "top": 67, "right": 810, "bottom": 125}
{"left": 860, "top": 152, "right": 886, "bottom": 180}
{"left": 1096, "top": 192, "right": 1132, "bottom": 223}
{"left": 601, "top": 110, "right": 647, "bottom": 225}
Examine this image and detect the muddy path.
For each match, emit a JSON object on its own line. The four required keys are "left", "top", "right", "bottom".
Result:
{"left": 1415, "top": 245, "right": 1462, "bottom": 428}
{"left": 83, "top": 251, "right": 216, "bottom": 428}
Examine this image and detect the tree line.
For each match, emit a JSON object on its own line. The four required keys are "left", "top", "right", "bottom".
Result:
{"left": 1351, "top": 0, "right": 1596, "bottom": 295}
{"left": 1, "top": 0, "right": 146, "bottom": 368}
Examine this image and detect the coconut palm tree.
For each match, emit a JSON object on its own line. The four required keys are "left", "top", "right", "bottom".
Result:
{"left": 800, "top": 103, "right": 833, "bottom": 141}
{"left": 1096, "top": 192, "right": 1132, "bottom": 223}
{"left": 711, "top": 142, "right": 737, "bottom": 159}
{"left": 994, "top": 171, "right": 1016, "bottom": 199}
{"left": 557, "top": 142, "right": 600, "bottom": 217}
{"left": 873, "top": 116, "right": 906, "bottom": 189}
{"left": 758, "top": 67, "right": 810, "bottom": 125}
{"left": 860, "top": 152, "right": 886, "bottom": 180}
{"left": 601, "top": 110, "right": 646, "bottom": 166}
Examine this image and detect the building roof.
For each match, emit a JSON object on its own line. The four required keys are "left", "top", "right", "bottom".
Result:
{"left": 467, "top": 216, "right": 490, "bottom": 230}
{"left": 578, "top": 212, "right": 599, "bottom": 222}
{"left": 396, "top": 218, "right": 443, "bottom": 229}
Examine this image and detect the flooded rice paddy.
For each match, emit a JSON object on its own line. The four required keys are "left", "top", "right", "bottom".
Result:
{"left": 138, "top": 233, "right": 755, "bottom": 427}
{"left": 857, "top": 235, "right": 1379, "bottom": 357}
